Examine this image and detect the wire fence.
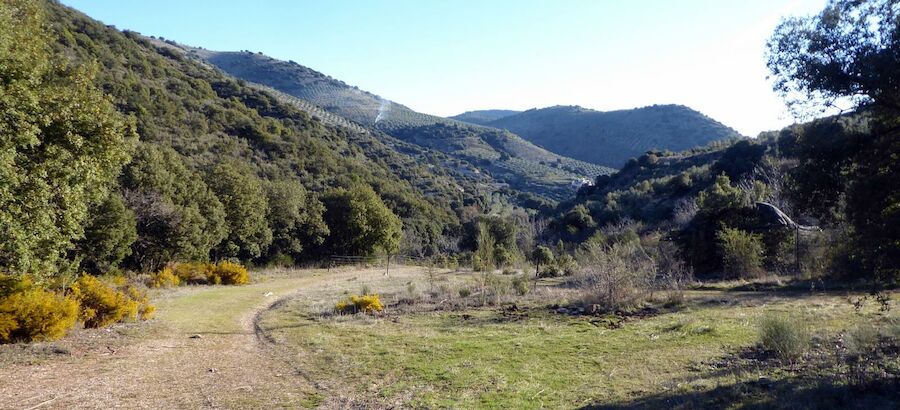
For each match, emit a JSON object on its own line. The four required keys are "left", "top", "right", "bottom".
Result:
{"left": 327, "top": 254, "right": 437, "bottom": 275}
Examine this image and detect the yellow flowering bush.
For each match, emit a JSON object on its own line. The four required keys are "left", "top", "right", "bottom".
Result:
{"left": 335, "top": 294, "right": 384, "bottom": 315}
{"left": 148, "top": 266, "right": 180, "bottom": 288}
{"left": 211, "top": 261, "right": 250, "bottom": 285}
{"left": 0, "top": 274, "right": 79, "bottom": 343}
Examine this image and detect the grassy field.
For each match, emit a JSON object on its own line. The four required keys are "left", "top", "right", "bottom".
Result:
{"left": 1, "top": 266, "right": 896, "bottom": 409}
{"left": 257, "top": 271, "right": 899, "bottom": 409}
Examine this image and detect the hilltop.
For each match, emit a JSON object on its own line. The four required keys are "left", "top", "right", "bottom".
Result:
{"left": 450, "top": 109, "right": 521, "bottom": 125}
{"left": 473, "top": 104, "right": 742, "bottom": 168}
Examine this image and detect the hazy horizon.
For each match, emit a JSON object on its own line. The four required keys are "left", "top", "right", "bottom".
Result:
{"left": 63, "top": 0, "right": 828, "bottom": 136}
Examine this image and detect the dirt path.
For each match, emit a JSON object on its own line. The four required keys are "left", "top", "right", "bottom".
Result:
{"left": 0, "top": 267, "right": 398, "bottom": 409}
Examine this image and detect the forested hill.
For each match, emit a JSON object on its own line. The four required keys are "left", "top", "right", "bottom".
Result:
{"left": 29, "top": 0, "right": 482, "bottom": 268}
{"left": 180, "top": 48, "right": 614, "bottom": 199}
{"left": 450, "top": 110, "right": 522, "bottom": 125}
{"left": 480, "top": 104, "right": 743, "bottom": 168}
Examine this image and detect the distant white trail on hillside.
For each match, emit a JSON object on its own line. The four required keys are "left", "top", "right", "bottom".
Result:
{"left": 374, "top": 99, "right": 391, "bottom": 124}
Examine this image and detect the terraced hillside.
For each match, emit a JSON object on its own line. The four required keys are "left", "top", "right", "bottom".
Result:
{"left": 182, "top": 49, "right": 614, "bottom": 199}
{"left": 481, "top": 105, "right": 743, "bottom": 168}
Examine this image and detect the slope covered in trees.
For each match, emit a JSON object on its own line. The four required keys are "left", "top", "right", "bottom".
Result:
{"left": 0, "top": 0, "right": 500, "bottom": 278}
{"left": 478, "top": 104, "right": 742, "bottom": 168}
{"left": 182, "top": 49, "right": 614, "bottom": 199}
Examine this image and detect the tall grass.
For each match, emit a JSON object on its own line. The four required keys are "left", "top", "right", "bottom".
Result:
{"left": 758, "top": 313, "right": 808, "bottom": 360}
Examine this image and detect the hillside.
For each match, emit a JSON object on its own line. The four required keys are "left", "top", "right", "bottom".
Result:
{"left": 40, "top": 1, "right": 483, "bottom": 260}
{"left": 450, "top": 109, "right": 521, "bottom": 125}
{"left": 180, "top": 49, "right": 614, "bottom": 199}
{"left": 482, "top": 104, "right": 743, "bottom": 168}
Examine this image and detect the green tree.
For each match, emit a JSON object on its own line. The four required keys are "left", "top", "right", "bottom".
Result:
{"left": 494, "top": 246, "right": 513, "bottom": 268}
{"left": 473, "top": 221, "right": 495, "bottom": 272}
{"left": 531, "top": 246, "right": 554, "bottom": 276}
{"left": 768, "top": 0, "right": 900, "bottom": 281}
{"left": 207, "top": 162, "right": 272, "bottom": 261}
{"left": 697, "top": 174, "right": 746, "bottom": 214}
{"left": 77, "top": 193, "right": 137, "bottom": 274}
{"left": 564, "top": 205, "right": 596, "bottom": 233}
{"left": 322, "top": 184, "right": 402, "bottom": 256}
{"left": 264, "top": 180, "right": 329, "bottom": 264}
{"left": 717, "top": 226, "right": 765, "bottom": 278}
{"left": 767, "top": 0, "right": 900, "bottom": 117}
{"left": 0, "top": 0, "right": 134, "bottom": 277}
{"left": 120, "top": 145, "right": 227, "bottom": 270}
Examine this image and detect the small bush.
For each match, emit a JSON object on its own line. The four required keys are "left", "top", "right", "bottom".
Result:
{"left": 458, "top": 288, "right": 472, "bottom": 298}
{"left": 168, "top": 261, "right": 250, "bottom": 285}
{"left": 148, "top": 266, "right": 180, "bottom": 288}
{"left": 125, "top": 285, "right": 156, "bottom": 321}
{"left": 758, "top": 314, "right": 808, "bottom": 360}
{"left": 538, "top": 266, "right": 562, "bottom": 278}
{"left": 556, "top": 254, "right": 579, "bottom": 276}
{"left": 70, "top": 275, "right": 140, "bottom": 328}
{"left": 211, "top": 261, "right": 250, "bottom": 285}
{"left": 335, "top": 294, "right": 384, "bottom": 314}
{"left": 0, "top": 273, "right": 34, "bottom": 297}
{"left": 717, "top": 226, "right": 765, "bottom": 278}
{"left": 512, "top": 276, "right": 529, "bottom": 296}
{"left": 0, "top": 279, "right": 79, "bottom": 343}
{"left": 575, "top": 242, "right": 656, "bottom": 312}
{"left": 485, "top": 274, "right": 510, "bottom": 299}
{"left": 173, "top": 262, "right": 214, "bottom": 284}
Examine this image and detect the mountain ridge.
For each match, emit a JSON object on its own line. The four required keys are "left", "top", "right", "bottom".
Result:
{"left": 450, "top": 109, "right": 522, "bottom": 125}
{"left": 458, "top": 104, "right": 742, "bottom": 168}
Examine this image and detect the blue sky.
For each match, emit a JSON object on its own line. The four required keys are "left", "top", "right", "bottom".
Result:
{"left": 62, "top": 0, "right": 827, "bottom": 136}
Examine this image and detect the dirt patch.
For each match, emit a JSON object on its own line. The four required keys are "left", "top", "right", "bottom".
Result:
{"left": 0, "top": 271, "right": 347, "bottom": 409}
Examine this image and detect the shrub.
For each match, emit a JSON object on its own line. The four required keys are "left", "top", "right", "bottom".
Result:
{"left": 161, "top": 261, "right": 250, "bottom": 286}
{"left": 484, "top": 274, "right": 510, "bottom": 300}
{"left": 494, "top": 246, "right": 513, "bottom": 268}
{"left": 538, "top": 265, "right": 563, "bottom": 278}
{"left": 717, "top": 226, "right": 765, "bottom": 278}
{"left": 211, "top": 261, "right": 250, "bottom": 285}
{"left": 556, "top": 254, "right": 579, "bottom": 276}
{"left": 148, "top": 266, "right": 180, "bottom": 288}
{"left": 0, "top": 273, "right": 34, "bottom": 298}
{"left": 335, "top": 294, "right": 384, "bottom": 314}
{"left": 70, "top": 275, "right": 143, "bottom": 328}
{"left": 574, "top": 241, "right": 655, "bottom": 312}
{"left": 0, "top": 278, "right": 79, "bottom": 343}
{"left": 125, "top": 285, "right": 156, "bottom": 321}
{"left": 458, "top": 288, "right": 472, "bottom": 298}
{"left": 758, "top": 314, "right": 808, "bottom": 360}
{"left": 512, "top": 275, "right": 529, "bottom": 296}
{"left": 173, "top": 262, "right": 214, "bottom": 284}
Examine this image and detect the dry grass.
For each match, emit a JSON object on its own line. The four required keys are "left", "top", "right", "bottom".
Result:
{"left": 0, "top": 266, "right": 896, "bottom": 409}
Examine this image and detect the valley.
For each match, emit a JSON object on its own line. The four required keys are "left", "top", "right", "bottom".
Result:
{"left": 1, "top": 0, "right": 898, "bottom": 409}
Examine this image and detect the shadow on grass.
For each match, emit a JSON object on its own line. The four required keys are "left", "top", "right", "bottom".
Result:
{"left": 584, "top": 377, "right": 900, "bottom": 410}
{"left": 691, "top": 277, "right": 895, "bottom": 295}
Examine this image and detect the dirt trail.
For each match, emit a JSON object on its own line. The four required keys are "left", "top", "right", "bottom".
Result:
{"left": 0, "top": 267, "right": 393, "bottom": 409}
